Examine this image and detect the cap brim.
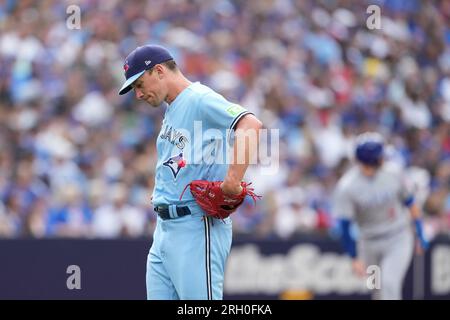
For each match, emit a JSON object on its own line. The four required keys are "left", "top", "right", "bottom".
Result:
{"left": 118, "top": 70, "right": 146, "bottom": 95}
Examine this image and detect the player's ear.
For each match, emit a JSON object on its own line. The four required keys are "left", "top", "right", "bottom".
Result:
{"left": 154, "top": 64, "right": 164, "bottom": 79}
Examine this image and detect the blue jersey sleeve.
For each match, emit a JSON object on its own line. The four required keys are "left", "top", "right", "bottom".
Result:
{"left": 200, "top": 91, "right": 252, "bottom": 130}
{"left": 339, "top": 219, "right": 357, "bottom": 258}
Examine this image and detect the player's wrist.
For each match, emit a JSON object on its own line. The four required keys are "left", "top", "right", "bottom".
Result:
{"left": 221, "top": 180, "right": 243, "bottom": 195}
{"left": 414, "top": 218, "right": 424, "bottom": 237}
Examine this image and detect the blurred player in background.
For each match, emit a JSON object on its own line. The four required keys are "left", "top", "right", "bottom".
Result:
{"left": 333, "top": 132, "right": 429, "bottom": 300}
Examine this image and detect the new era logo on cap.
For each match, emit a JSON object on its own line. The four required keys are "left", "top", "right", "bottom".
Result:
{"left": 118, "top": 45, "right": 173, "bottom": 95}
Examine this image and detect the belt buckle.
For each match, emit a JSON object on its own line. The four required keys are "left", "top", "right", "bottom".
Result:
{"left": 154, "top": 205, "right": 170, "bottom": 220}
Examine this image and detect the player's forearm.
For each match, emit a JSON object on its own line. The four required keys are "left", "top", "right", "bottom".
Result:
{"left": 409, "top": 203, "right": 424, "bottom": 235}
{"left": 409, "top": 203, "right": 429, "bottom": 250}
{"left": 223, "top": 114, "right": 262, "bottom": 191}
{"left": 409, "top": 202, "right": 421, "bottom": 220}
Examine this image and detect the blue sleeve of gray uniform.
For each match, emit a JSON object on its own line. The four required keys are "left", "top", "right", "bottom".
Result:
{"left": 399, "top": 171, "right": 415, "bottom": 207}
{"left": 200, "top": 92, "right": 252, "bottom": 130}
{"left": 333, "top": 180, "right": 357, "bottom": 257}
{"left": 339, "top": 219, "right": 357, "bottom": 258}
{"left": 403, "top": 195, "right": 414, "bottom": 207}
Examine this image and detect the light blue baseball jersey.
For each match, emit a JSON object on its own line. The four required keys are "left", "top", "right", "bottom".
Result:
{"left": 147, "top": 81, "right": 251, "bottom": 300}
{"left": 152, "top": 81, "right": 251, "bottom": 207}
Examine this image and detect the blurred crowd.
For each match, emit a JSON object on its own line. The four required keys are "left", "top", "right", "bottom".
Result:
{"left": 0, "top": 0, "right": 449, "bottom": 239}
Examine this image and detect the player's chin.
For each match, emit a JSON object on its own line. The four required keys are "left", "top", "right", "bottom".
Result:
{"left": 146, "top": 98, "right": 159, "bottom": 107}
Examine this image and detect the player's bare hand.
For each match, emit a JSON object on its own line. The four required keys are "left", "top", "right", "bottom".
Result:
{"left": 220, "top": 181, "right": 243, "bottom": 196}
{"left": 352, "top": 259, "right": 366, "bottom": 278}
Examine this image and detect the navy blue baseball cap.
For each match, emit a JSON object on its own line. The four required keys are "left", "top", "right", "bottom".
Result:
{"left": 118, "top": 45, "right": 173, "bottom": 95}
{"left": 355, "top": 132, "right": 384, "bottom": 166}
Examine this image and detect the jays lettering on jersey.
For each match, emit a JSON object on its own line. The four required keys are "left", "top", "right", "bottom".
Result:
{"left": 152, "top": 82, "right": 251, "bottom": 207}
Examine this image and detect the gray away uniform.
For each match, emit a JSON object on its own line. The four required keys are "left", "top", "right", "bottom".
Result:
{"left": 334, "top": 164, "right": 414, "bottom": 300}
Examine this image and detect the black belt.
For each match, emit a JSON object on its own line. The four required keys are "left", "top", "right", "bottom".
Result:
{"left": 154, "top": 205, "right": 191, "bottom": 220}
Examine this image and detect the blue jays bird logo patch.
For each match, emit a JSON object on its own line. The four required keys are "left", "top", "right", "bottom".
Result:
{"left": 163, "top": 152, "right": 186, "bottom": 179}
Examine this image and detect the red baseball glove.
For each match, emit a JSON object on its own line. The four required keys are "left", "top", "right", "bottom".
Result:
{"left": 180, "top": 181, "right": 261, "bottom": 220}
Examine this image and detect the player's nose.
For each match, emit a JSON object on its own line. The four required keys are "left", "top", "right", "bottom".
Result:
{"left": 134, "top": 88, "right": 145, "bottom": 100}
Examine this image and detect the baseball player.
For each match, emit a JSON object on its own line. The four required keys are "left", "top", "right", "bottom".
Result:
{"left": 333, "top": 132, "right": 428, "bottom": 300}
{"left": 118, "top": 45, "right": 262, "bottom": 300}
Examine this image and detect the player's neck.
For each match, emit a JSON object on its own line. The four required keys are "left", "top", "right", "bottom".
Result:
{"left": 165, "top": 75, "right": 192, "bottom": 105}
{"left": 359, "top": 165, "right": 378, "bottom": 178}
